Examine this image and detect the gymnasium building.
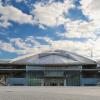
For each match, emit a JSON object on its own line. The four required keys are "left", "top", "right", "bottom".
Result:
{"left": 0, "top": 50, "right": 99, "bottom": 86}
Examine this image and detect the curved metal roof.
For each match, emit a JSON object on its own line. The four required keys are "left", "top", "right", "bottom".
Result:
{"left": 10, "top": 50, "right": 96, "bottom": 65}
{"left": 95, "top": 59, "right": 100, "bottom": 64}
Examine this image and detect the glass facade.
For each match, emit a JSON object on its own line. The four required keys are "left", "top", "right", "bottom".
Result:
{"left": 65, "top": 71, "right": 80, "bottom": 86}
{"left": 26, "top": 65, "right": 82, "bottom": 86}
{"left": 44, "top": 70, "right": 64, "bottom": 77}
{"left": 27, "top": 71, "right": 44, "bottom": 86}
{"left": 0, "top": 64, "right": 98, "bottom": 86}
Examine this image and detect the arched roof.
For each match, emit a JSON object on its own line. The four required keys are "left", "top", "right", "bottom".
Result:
{"left": 10, "top": 50, "right": 96, "bottom": 65}
{"left": 95, "top": 59, "right": 100, "bottom": 64}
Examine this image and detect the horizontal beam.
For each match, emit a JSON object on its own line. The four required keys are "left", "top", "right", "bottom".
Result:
{"left": 0, "top": 69, "right": 99, "bottom": 71}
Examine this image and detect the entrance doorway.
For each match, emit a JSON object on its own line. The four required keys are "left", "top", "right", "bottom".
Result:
{"left": 44, "top": 78, "right": 64, "bottom": 86}
{"left": 50, "top": 82, "right": 57, "bottom": 86}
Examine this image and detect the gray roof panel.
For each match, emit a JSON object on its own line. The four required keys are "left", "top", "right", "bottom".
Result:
{"left": 10, "top": 50, "right": 96, "bottom": 65}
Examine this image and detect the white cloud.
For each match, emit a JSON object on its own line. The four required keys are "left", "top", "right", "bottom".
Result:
{"left": 0, "top": 36, "right": 41, "bottom": 54}
{"left": 25, "top": 36, "right": 41, "bottom": 47}
{"left": 80, "top": 0, "right": 100, "bottom": 27}
{"left": 57, "top": 19, "right": 97, "bottom": 39}
{"left": 35, "top": 36, "right": 100, "bottom": 58}
{"left": 38, "top": 24, "right": 46, "bottom": 30}
{"left": 54, "top": 0, "right": 100, "bottom": 41}
{"left": 8, "top": 36, "right": 49, "bottom": 54}
{"left": 32, "top": 0, "right": 75, "bottom": 27}
{"left": 35, "top": 36, "right": 93, "bottom": 57}
{"left": 1, "top": 35, "right": 100, "bottom": 58}
{"left": 74, "top": 0, "right": 100, "bottom": 58}
{"left": 41, "top": 36, "right": 54, "bottom": 45}
{"left": 10, "top": 38, "right": 31, "bottom": 50}
{"left": 1, "top": 0, "right": 100, "bottom": 59}
{"left": 0, "top": 40, "right": 16, "bottom": 52}
{"left": 0, "top": 5, "right": 33, "bottom": 28}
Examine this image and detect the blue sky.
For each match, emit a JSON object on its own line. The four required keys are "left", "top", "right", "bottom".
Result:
{"left": 0, "top": 0, "right": 100, "bottom": 59}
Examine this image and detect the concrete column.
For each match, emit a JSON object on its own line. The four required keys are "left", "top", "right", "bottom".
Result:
{"left": 64, "top": 79, "right": 66, "bottom": 86}
{"left": 25, "top": 68, "right": 28, "bottom": 86}
{"left": 80, "top": 70, "right": 84, "bottom": 86}
{"left": 41, "top": 79, "right": 44, "bottom": 86}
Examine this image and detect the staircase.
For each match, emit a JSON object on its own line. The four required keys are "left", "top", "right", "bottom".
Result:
{"left": 0, "top": 81, "right": 7, "bottom": 86}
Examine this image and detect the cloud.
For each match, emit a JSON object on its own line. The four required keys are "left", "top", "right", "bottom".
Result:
{"left": 1, "top": 36, "right": 48, "bottom": 54}
{"left": 35, "top": 36, "right": 100, "bottom": 58}
{"left": 10, "top": 38, "right": 31, "bottom": 50}
{"left": 68, "top": 0, "right": 100, "bottom": 58}
{"left": 80, "top": 0, "right": 100, "bottom": 27}
{"left": 56, "top": 19, "right": 97, "bottom": 39}
{"left": 52, "top": 0, "right": 100, "bottom": 41}
{"left": 35, "top": 36, "right": 93, "bottom": 57}
{"left": 32, "top": 0, "right": 75, "bottom": 27}
{"left": 0, "top": 40, "right": 16, "bottom": 52}
{"left": 38, "top": 36, "right": 54, "bottom": 45}
{"left": 0, "top": 5, "right": 33, "bottom": 28}
{"left": 25, "top": 36, "right": 41, "bottom": 47}
{"left": 38, "top": 24, "right": 47, "bottom": 30}
{"left": 1, "top": 35, "right": 100, "bottom": 58}
{"left": 0, "top": 0, "right": 100, "bottom": 59}
{"left": 0, "top": 36, "right": 40, "bottom": 54}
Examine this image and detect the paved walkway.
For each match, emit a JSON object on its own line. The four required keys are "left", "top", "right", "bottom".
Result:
{"left": 0, "top": 87, "right": 100, "bottom": 100}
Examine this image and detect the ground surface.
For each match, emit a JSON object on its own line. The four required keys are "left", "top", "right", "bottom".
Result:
{"left": 0, "top": 86, "right": 100, "bottom": 100}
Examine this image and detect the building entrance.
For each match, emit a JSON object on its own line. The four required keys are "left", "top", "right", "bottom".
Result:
{"left": 44, "top": 78, "right": 64, "bottom": 86}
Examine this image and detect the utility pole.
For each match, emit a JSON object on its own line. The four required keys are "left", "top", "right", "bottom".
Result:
{"left": 91, "top": 48, "right": 93, "bottom": 58}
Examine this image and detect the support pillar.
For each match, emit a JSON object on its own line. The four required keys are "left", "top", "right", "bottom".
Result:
{"left": 41, "top": 79, "right": 44, "bottom": 86}
{"left": 80, "top": 70, "right": 84, "bottom": 86}
{"left": 64, "top": 79, "right": 66, "bottom": 86}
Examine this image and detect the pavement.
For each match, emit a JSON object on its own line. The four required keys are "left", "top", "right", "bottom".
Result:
{"left": 0, "top": 86, "right": 100, "bottom": 100}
